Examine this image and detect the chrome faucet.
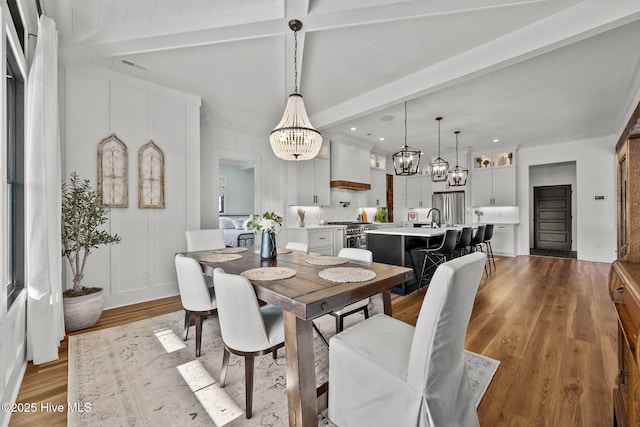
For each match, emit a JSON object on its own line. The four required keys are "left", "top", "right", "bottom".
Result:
{"left": 426, "top": 208, "right": 441, "bottom": 228}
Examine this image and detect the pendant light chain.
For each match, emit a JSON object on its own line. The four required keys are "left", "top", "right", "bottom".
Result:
{"left": 293, "top": 30, "right": 298, "bottom": 94}
{"left": 404, "top": 101, "right": 408, "bottom": 147}
{"left": 437, "top": 118, "right": 442, "bottom": 157}
{"left": 455, "top": 132, "right": 459, "bottom": 164}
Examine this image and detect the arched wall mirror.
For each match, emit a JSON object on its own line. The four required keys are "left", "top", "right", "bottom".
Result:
{"left": 138, "top": 140, "right": 165, "bottom": 209}
{"left": 97, "top": 133, "right": 128, "bottom": 207}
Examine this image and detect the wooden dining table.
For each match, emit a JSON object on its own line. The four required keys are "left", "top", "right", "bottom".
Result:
{"left": 187, "top": 247, "right": 411, "bottom": 427}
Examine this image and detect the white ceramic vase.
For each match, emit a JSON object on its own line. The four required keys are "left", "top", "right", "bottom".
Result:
{"left": 63, "top": 289, "right": 104, "bottom": 332}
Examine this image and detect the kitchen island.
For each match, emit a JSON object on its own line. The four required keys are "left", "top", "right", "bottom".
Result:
{"left": 366, "top": 226, "right": 467, "bottom": 294}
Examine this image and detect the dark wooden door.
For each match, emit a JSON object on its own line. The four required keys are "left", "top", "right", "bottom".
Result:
{"left": 534, "top": 185, "right": 572, "bottom": 250}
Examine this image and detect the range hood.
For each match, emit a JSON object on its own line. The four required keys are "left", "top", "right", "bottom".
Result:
{"left": 330, "top": 140, "right": 372, "bottom": 191}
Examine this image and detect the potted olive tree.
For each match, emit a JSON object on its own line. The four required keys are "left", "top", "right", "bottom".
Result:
{"left": 62, "top": 172, "right": 121, "bottom": 331}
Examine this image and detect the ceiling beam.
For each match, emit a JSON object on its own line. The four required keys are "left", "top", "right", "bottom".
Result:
{"left": 310, "top": 0, "right": 640, "bottom": 129}
{"left": 58, "top": 0, "right": 545, "bottom": 62}
{"left": 302, "top": 0, "right": 545, "bottom": 32}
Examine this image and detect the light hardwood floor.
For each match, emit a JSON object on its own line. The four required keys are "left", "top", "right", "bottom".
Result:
{"left": 10, "top": 255, "right": 616, "bottom": 426}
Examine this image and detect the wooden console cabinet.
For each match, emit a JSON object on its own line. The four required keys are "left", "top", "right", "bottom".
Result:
{"left": 612, "top": 103, "right": 640, "bottom": 426}
{"left": 610, "top": 261, "right": 640, "bottom": 427}
{"left": 616, "top": 137, "right": 640, "bottom": 262}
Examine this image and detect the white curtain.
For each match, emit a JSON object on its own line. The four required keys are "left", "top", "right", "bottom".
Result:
{"left": 26, "top": 15, "right": 64, "bottom": 364}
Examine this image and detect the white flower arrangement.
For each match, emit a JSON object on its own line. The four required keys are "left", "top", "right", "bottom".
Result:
{"left": 246, "top": 211, "right": 283, "bottom": 234}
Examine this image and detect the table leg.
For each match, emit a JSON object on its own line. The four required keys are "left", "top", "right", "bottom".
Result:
{"left": 382, "top": 289, "right": 392, "bottom": 316}
{"left": 370, "top": 291, "right": 393, "bottom": 317}
{"left": 283, "top": 312, "right": 318, "bottom": 427}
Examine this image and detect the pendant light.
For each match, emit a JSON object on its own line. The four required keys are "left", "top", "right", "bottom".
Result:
{"left": 392, "top": 102, "right": 421, "bottom": 176}
{"left": 269, "top": 20, "right": 322, "bottom": 161}
{"left": 430, "top": 117, "right": 449, "bottom": 182}
{"left": 447, "top": 131, "right": 468, "bottom": 186}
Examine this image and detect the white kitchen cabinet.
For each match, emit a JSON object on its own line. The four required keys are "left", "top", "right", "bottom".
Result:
{"left": 370, "top": 152, "right": 387, "bottom": 170}
{"left": 288, "top": 227, "right": 336, "bottom": 255}
{"left": 333, "top": 227, "right": 345, "bottom": 255}
{"left": 471, "top": 150, "right": 516, "bottom": 206}
{"left": 289, "top": 142, "right": 330, "bottom": 206}
{"left": 472, "top": 150, "right": 515, "bottom": 170}
{"left": 492, "top": 168, "right": 517, "bottom": 205}
{"left": 471, "top": 168, "right": 492, "bottom": 206}
{"left": 367, "top": 169, "right": 387, "bottom": 207}
{"left": 488, "top": 224, "right": 516, "bottom": 256}
{"left": 406, "top": 176, "right": 432, "bottom": 208}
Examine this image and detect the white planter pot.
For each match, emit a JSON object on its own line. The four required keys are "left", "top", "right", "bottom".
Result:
{"left": 63, "top": 289, "right": 104, "bottom": 332}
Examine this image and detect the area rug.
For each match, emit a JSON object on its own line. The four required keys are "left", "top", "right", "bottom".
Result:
{"left": 68, "top": 311, "right": 499, "bottom": 426}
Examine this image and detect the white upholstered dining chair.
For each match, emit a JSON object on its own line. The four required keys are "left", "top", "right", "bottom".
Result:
{"left": 212, "top": 268, "right": 285, "bottom": 419}
{"left": 185, "top": 229, "right": 226, "bottom": 252}
{"left": 286, "top": 241, "right": 309, "bottom": 253}
{"left": 331, "top": 248, "right": 373, "bottom": 332}
{"left": 328, "top": 252, "right": 487, "bottom": 427}
{"left": 174, "top": 254, "right": 217, "bottom": 357}
{"left": 185, "top": 229, "right": 226, "bottom": 278}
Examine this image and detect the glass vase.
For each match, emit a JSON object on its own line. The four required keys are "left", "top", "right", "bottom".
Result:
{"left": 260, "top": 232, "right": 277, "bottom": 260}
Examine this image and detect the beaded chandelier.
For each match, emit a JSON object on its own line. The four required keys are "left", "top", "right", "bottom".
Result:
{"left": 269, "top": 20, "right": 322, "bottom": 161}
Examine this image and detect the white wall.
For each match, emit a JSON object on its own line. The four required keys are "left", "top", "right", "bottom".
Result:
{"left": 63, "top": 63, "right": 201, "bottom": 309}
{"left": 516, "top": 137, "right": 617, "bottom": 262}
{"left": 529, "top": 161, "right": 577, "bottom": 251}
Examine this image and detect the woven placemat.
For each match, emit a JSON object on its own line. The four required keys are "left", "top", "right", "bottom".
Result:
{"left": 305, "top": 256, "right": 350, "bottom": 266}
{"left": 253, "top": 248, "right": 293, "bottom": 255}
{"left": 319, "top": 267, "right": 376, "bottom": 283}
{"left": 214, "top": 247, "right": 248, "bottom": 254}
{"left": 199, "top": 253, "right": 242, "bottom": 262}
{"left": 241, "top": 267, "right": 296, "bottom": 281}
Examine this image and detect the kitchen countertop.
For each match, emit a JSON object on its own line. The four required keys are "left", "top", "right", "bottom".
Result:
{"left": 365, "top": 226, "right": 471, "bottom": 237}
{"left": 472, "top": 221, "right": 520, "bottom": 225}
{"left": 287, "top": 225, "right": 346, "bottom": 230}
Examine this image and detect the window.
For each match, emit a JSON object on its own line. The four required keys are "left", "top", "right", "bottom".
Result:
{"left": 7, "top": 1, "right": 25, "bottom": 51}
{"left": 6, "top": 37, "right": 25, "bottom": 307}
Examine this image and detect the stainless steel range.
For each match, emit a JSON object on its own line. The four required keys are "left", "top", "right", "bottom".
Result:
{"left": 327, "top": 222, "right": 379, "bottom": 249}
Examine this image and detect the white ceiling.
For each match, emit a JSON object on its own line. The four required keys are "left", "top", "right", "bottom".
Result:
{"left": 42, "top": 0, "right": 640, "bottom": 157}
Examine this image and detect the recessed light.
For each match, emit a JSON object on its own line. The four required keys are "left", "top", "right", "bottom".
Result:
{"left": 380, "top": 115, "right": 394, "bottom": 122}
{"left": 493, "top": 139, "right": 500, "bottom": 143}
{"left": 379, "top": 137, "right": 385, "bottom": 141}
{"left": 350, "top": 127, "right": 357, "bottom": 131}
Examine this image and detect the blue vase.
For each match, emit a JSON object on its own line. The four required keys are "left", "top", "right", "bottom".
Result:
{"left": 260, "top": 232, "right": 277, "bottom": 260}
